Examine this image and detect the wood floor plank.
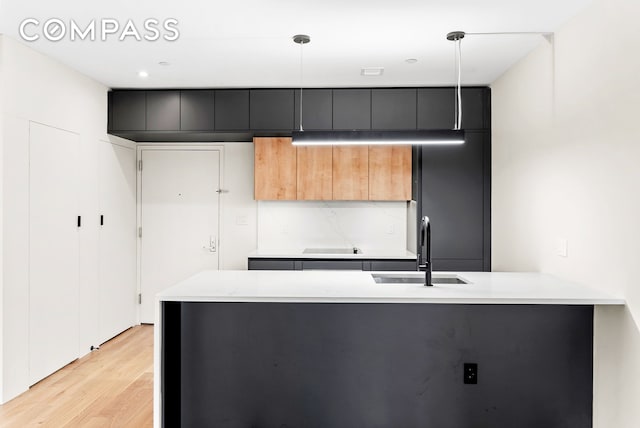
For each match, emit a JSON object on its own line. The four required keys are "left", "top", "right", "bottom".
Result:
{"left": 0, "top": 325, "right": 153, "bottom": 428}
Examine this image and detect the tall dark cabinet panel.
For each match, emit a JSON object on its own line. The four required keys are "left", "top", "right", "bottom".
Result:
{"left": 180, "top": 90, "right": 215, "bottom": 131}
{"left": 420, "top": 131, "right": 490, "bottom": 271}
{"left": 332, "top": 89, "right": 371, "bottom": 130}
{"left": 215, "top": 90, "right": 250, "bottom": 131}
{"left": 111, "top": 91, "right": 146, "bottom": 131}
{"left": 146, "top": 91, "right": 180, "bottom": 131}
{"left": 294, "top": 89, "right": 333, "bottom": 130}
{"left": 371, "top": 89, "right": 417, "bottom": 130}
{"left": 250, "top": 89, "right": 294, "bottom": 130}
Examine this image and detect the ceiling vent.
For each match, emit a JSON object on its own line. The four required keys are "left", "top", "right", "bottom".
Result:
{"left": 361, "top": 67, "right": 384, "bottom": 76}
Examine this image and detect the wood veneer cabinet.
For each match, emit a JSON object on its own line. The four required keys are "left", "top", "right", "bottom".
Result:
{"left": 332, "top": 146, "right": 368, "bottom": 200}
{"left": 368, "top": 145, "right": 412, "bottom": 200}
{"left": 254, "top": 137, "right": 297, "bottom": 200}
{"left": 254, "top": 138, "right": 411, "bottom": 201}
{"left": 297, "top": 146, "right": 333, "bottom": 200}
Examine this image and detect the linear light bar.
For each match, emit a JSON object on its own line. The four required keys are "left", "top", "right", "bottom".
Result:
{"left": 291, "top": 130, "right": 465, "bottom": 146}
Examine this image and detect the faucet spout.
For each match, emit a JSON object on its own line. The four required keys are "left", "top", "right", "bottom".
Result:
{"left": 419, "top": 216, "right": 432, "bottom": 286}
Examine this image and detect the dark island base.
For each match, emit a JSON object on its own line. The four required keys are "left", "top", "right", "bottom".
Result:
{"left": 162, "top": 302, "right": 593, "bottom": 428}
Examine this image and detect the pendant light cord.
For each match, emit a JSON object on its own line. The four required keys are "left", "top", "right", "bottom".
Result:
{"left": 455, "top": 38, "right": 463, "bottom": 130}
{"left": 299, "top": 40, "right": 304, "bottom": 132}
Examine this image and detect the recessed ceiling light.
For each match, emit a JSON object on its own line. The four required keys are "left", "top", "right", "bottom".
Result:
{"left": 158, "top": 61, "right": 170, "bottom": 66}
{"left": 361, "top": 67, "right": 384, "bottom": 76}
{"left": 405, "top": 58, "right": 418, "bottom": 64}
{"left": 138, "top": 70, "right": 149, "bottom": 78}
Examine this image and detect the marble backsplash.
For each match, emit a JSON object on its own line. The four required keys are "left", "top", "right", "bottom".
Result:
{"left": 257, "top": 201, "right": 409, "bottom": 252}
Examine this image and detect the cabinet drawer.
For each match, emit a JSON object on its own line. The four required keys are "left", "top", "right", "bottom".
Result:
{"left": 370, "top": 260, "right": 418, "bottom": 271}
{"left": 301, "top": 260, "right": 363, "bottom": 270}
{"left": 248, "top": 259, "right": 296, "bottom": 270}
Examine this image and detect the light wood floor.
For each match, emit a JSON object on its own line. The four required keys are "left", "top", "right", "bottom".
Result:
{"left": 0, "top": 325, "right": 154, "bottom": 427}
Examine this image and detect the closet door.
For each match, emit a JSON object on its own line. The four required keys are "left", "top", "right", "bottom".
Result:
{"left": 98, "top": 141, "right": 137, "bottom": 344}
{"left": 29, "top": 122, "right": 80, "bottom": 385}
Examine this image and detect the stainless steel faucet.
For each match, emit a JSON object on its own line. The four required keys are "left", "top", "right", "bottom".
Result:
{"left": 419, "top": 216, "right": 432, "bottom": 286}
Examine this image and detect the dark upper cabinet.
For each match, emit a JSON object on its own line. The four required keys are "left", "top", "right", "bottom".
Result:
{"left": 250, "top": 89, "right": 295, "bottom": 130}
{"left": 371, "top": 89, "right": 417, "bottom": 130}
{"left": 420, "top": 131, "right": 488, "bottom": 270}
{"left": 146, "top": 91, "right": 180, "bottom": 131}
{"left": 294, "top": 89, "right": 333, "bottom": 130}
{"left": 215, "top": 90, "right": 249, "bottom": 131}
{"left": 417, "top": 87, "right": 487, "bottom": 130}
{"left": 107, "top": 86, "right": 490, "bottom": 143}
{"left": 180, "top": 90, "right": 214, "bottom": 131}
{"left": 332, "top": 89, "right": 371, "bottom": 130}
{"left": 111, "top": 91, "right": 146, "bottom": 131}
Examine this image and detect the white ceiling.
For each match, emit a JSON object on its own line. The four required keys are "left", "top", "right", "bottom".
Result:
{"left": 0, "top": 0, "right": 592, "bottom": 89}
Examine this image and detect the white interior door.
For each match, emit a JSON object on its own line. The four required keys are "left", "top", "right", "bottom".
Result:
{"left": 140, "top": 149, "right": 221, "bottom": 323}
{"left": 29, "top": 122, "right": 80, "bottom": 385}
{"left": 98, "top": 141, "right": 137, "bottom": 344}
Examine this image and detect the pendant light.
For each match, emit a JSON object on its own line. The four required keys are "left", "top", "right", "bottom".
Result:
{"left": 447, "top": 31, "right": 465, "bottom": 131}
{"left": 291, "top": 32, "right": 467, "bottom": 146}
{"left": 292, "top": 34, "right": 310, "bottom": 132}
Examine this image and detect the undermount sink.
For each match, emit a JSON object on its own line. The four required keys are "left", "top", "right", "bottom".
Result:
{"left": 371, "top": 273, "right": 469, "bottom": 285}
{"left": 303, "top": 248, "right": 361, "bottom": 255}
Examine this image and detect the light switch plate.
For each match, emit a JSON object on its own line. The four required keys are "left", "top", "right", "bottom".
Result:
{"left": 555, "top": 238, "right": 568, "bottom": 257}
{"left": 236, "top": 215, "right": 248, "bottom": 225}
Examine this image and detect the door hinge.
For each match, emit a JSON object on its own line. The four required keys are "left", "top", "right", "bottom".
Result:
{"left": 138, "top": 293, "right": 142, "bottom": 304}
{"left": 138, "top": 226, "right": 142, "bottom": 238}
{"left": 138, "top": 160, "right": 143, "bottom": 171}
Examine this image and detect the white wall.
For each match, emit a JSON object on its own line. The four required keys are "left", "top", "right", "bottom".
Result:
{"left": 406, "top": 200, "right": 417, "bottom": 254}
{"left": 491, "top": 0, "right": 640, "bottom": 426}
{"left": 0, "top": 34, "right": 5, "bottom": 401}
{"left": 220, "top": 143, "right": 257, "bottom": 269}
{"left": 0, "top": 34, "right": 135, "bottom": 403}
{"left": 257, "top": 201, "right": 407, "bottom": 252}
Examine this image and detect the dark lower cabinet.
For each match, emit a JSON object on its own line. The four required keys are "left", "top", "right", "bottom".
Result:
{"left": 419, "top": 131, "right": 491, "bottom": 271}
{"left": 368, "top": 260, "right": 418, "bottom": 271}
{"left": 248, "top": 258, "right": 417, "bottom": 271}
{"left": 247, "top": 259, "right": 297, "bottom": 271}
{"left": 163, "top": 302, "right": 593, "bottom": 428}
{"left": 301, "top": 260, "right": 363, "bottom": 270}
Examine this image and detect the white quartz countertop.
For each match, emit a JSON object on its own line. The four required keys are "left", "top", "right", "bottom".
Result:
{"left": 157, "top": 270, "right": 625, "bottom": 305}
{"left": 247, "top": 249, "right": 417, "bottom": 260}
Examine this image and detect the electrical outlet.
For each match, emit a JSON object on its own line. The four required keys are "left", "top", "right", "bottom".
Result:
{"left": 464, "top": 363, "right": 478, "bottom": 384}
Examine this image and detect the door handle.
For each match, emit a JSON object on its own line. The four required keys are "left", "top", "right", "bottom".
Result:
{"left": 203, "top": 236, "right": 217, "bottom": 252}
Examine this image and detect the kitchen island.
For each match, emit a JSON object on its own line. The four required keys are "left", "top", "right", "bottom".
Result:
{"left": 154, "top": 271, "right": 623, "bottom": 428}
